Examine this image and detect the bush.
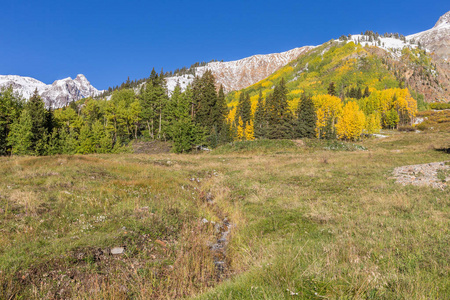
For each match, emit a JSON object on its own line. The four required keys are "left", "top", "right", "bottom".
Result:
{"left": 398, "top": 125, "right": 415, "bottom": 132}
{"left": 416, "top": 123, "right": 428, "bottom": 131}
{"left": 429, "top": 103, "right": 450, "bottom": 110}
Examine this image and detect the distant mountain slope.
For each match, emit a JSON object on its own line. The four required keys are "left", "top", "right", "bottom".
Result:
{"left": 227, "top": 37, "right": 449, "bottom": 108}
{"left": 0, "top": 74, "right": 102, "bottom": 108}
{"left": 407, "top": 11, "right": 450, "bottom": 61}
{"left": 226, "top": 11, "right": 450, "bottom": 105}
{"left": 165, "top": 46, "right": 314, "bottom": 93}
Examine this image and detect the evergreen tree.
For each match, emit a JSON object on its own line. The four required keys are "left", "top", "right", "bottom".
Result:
{"left": 27, "top": 90, "right": 48, "bottom": 154}
{"left": 363, "top": 86, "right": 370, "bottom": 98}
{"left": 266, "top": 78, "right": 294, "bottom": 139}
{"left": 236, "top": 91, "right": 251, "bottom": 127}
{"left": 356, "top": 87, "right": 363, "bottom": 99}
{"left": 327, "top": 82, "right": 337, "bottom": 96}
{"left": 296, "top": 93, "right": 317, "bottom": 138}
{"left": 192, "top": 70, "right": 218, "bottom": 129}
{"left": 215, "top": 85, "right": 227, "bottom": 131}
{"left": 254, "top": 91, "right": 266, "bottom": 138}
{"left": 45, "top": 128, "right": 62, "bottom": 155}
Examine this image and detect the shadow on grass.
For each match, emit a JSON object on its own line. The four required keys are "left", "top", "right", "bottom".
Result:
{"left": 435, "top": 147, "right": 450, "bottom": 154}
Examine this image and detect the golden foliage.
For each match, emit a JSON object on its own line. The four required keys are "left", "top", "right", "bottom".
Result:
{"left": 364, "top": 113, "right": 381, "bottom": 134}
{"left": 236, "top": 117, "right": 244, "bottom": 140}
{"left": 312, "top": 94, "right": 343, "bottom": 138}
{"left": 244, "top": 120, "right": 255, "bottom": 141}
{"left": 336, "top": 101, "right": 366, "bottom": 141}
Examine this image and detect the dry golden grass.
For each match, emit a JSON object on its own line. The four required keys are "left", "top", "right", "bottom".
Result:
{"left": 1, "top": 131, "right": 449, "bottom": 299}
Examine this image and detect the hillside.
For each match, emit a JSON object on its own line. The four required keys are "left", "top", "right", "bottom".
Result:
{"left": 227, "top": 36, "right": 449, "bottom": 111}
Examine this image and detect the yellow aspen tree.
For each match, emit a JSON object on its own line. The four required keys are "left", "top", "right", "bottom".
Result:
{"left": 315, "top": 108, "right": 326, "bottom": 138}
{"left": 364, "top": 113, "right": 381, "bottom": 134}
{"left": 227, "top": 106, "right": 237, "bottom": 124}
{"left": 336, "top": 101, "right": 366, "bottom": 141}
{"left": 312, "top": 94, "right": 343, "bottom": 138}
{"left": 236, "top": 116, "right": 244, "bottom": 141}
{"left": 244, "top": 120, "right": 255, "bottom": 140}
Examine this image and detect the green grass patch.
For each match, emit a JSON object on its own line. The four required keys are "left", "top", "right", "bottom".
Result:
{"left": 212, "top": 139, "right": 299, "bottom": 154}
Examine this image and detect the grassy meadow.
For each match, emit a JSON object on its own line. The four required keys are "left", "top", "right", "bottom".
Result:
{"left": 0, "top": 130, "right": 449, "bottom": 299}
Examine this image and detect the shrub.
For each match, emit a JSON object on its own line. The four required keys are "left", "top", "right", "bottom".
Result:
{"left": 398, "top": 125, "right": 415, "bottom": 132}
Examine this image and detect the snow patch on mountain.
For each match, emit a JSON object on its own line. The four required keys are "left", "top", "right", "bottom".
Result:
{"left": 165, "top": 46, "right": 314, "bottom": 94}
{"left": 338, "top": 35, "right": 420, "bottom": 59}
{"left": 165, "top": 74, "right": 195, "bottom": 94}
{"left": 0, "top": 74, "right": 102, "bottom": 108}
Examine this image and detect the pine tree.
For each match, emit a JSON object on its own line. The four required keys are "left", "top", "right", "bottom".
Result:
{"left": 235, "top": 91, "right": 251, "bottom": 127}
{"left": 192, "top": 70, "right": 218, "bottom": 129}
{"left": 254, "top": 91, "right": 266, "bottom": 138}
{"left": 215, "top": 85, "right": 227, "bottom": 131}
{"left": 266, "top": 78, "right": 294, "bottom": 139}
{"left": 296, "top": 93, "right": 317, "bottom": 138}
{"left": 363, "top": 86, "right": 370, "bottom": 98}
{"left": 356, "top": 87, "right": 363, "bottom": 99}
{"left": 327, "top": 82, "right": 337, "bottom": 96}
{"left": 27, "top": 89, "right": 48, "bottom": 155}
{"left": 45, "top": 128, "right": 62, "bottom": 155}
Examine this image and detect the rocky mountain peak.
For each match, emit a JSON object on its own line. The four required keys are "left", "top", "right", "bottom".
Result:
{"left": 434, "top": 11, "right": 450, "bottom": 28}
{"left": 406, "top": 11, "right": 450, "bottom": 61}
{"left": 75, "top": 74, "right": 89, "bottom": 83}
{"left": 0, "top": 74, "right": 102, "bottom": 108}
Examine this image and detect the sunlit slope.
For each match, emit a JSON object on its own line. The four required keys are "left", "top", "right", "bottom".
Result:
{"left": 227, "top": 40, "right": 442, "bottom": 110}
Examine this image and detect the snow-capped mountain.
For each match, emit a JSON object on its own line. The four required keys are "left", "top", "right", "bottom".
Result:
{"left": 0, "top": 74, "right": 102, "bottom": 108}
{"left": 407, "top": 11, "right": 450, "bottom": 61}
{"left": 165, "top": 46, "right": 314, "bottom": 93}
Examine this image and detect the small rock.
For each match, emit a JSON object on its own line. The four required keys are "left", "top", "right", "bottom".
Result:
{"left": 111, "top": 247, "right": 125, "bottom": 255}
{"left": 202, "top": 218, "right": 209, "bottom": 224}
{"left": 206, "top": 193, "right": 214, "bottom": 202}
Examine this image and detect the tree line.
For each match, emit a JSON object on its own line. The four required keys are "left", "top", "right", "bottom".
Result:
{"left": 0, "top": 69, "right": 233, "bottom": 155}
{"left": 1, "top": 71, "right": 418, "bottom": 156}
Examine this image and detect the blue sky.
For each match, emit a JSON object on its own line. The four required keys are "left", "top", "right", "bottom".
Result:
{"left": 1, "top": 0, "right": 448, "bottom": 90}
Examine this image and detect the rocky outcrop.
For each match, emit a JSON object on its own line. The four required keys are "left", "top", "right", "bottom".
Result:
{"left": 392, "top": 161, "right": 450, "bottom": 190}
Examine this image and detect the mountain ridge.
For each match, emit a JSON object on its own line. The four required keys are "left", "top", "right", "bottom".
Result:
{"left": 0, "top": 74, "right": 102, "bottom": 108}
{"left": 165, "top": 46, "right": 314, "bottom": 93}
